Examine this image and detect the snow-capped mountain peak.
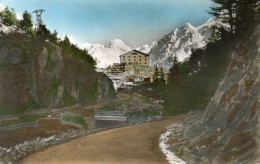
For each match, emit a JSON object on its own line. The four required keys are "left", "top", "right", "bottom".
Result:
{"left": 81, "top": 18, "right": 220, "bottom": 69}
{"left": 107, "top": 39, "right": 125, "bottom": 46}
{"left": 105, "top": 39, "right": 130, "bottom": 50}
{"left": 136, "top": 41, "right": 157, "bottom": 54}
{"left": 81, "top": 39, "right": 131, "bottom": 68}
{"left": 185, "top": 23, "right": 196, "bottom": 30}
{"left": 149, "top": 18, "right": 219, "bottom": 67}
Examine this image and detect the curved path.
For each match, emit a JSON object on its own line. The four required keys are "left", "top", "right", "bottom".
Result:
{"left": 23, "top": 115, "right": 189, "bottom": 164}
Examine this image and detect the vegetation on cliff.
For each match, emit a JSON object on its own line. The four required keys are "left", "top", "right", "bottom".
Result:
{"left": 0, "top": 8, "right": 116, "bottom": 116}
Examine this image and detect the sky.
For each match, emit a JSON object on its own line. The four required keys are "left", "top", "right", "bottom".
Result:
{"left": 0, "top": 0, "right": 212, "bottom": 48}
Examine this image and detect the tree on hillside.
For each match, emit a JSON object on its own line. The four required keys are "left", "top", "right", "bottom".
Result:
{"left": 235, "top": 0, "right": 260, "bottom": 37}
{"left": 153, "top": 65, "right": 159, "bottom": 83}
{"left": 159, "top": 67, "right": 165, "bottom": 83}
{"left": 69, "top": 43, "right": 96, "bottom": 67}
{"left": 0, "top": 7, "right": 17, "bottom": 26}
{"left": 209, "top": 0, "right": 237, "bottom": 35}
{"left": 168, "top": 56, "right": 181, "bottom": 86}
{"left": 49, "top": 30, "right": 58, "bottom": 42}
{"left": 61, "top": 35, "right": 71, "bottom": 47}
{"left": 210, "top": 0, "right": 260, "bottom": 38}
{"left": 36, "top": 24, "right": 51, "bottom": 36}
{"left": 19, "top": 10, "right": 33, "bottom": 34}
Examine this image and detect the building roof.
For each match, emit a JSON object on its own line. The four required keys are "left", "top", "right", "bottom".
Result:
{"left": 119, "top": 50, "right": 149, "bottom": 57}
{"left": 94, "top": 110, "right": 128, "bottom": 121}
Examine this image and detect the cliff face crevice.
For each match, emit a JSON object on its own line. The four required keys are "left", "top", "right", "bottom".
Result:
{"left": 0, "top": 34, "right": 115, "bottom": 115}
{"left": 168, "top": 23, "right": 260, "bottom": 163}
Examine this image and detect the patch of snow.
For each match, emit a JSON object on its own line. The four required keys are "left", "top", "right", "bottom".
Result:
{"left": 136, "top": 41, "right": 157, "bottom": 54}
{"left": 41, "top": 135, "right": 56, "bottom": 143}
{"left": 159, "top": 131, "right": 186, "bottom": 164}
{"left": 80, "top": 39, "right": 131, "bottom": 68}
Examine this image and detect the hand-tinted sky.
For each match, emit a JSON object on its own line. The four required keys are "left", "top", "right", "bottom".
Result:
{"left": 1, "top": 0, "right": 212, "bottom": 48}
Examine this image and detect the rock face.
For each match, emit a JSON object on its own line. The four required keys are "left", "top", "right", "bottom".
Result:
{"left": 149, "top": 18, "right": 223, "bottom": 67}
{"left": 167, "top": 23, "right": 260, "bottom": 163}
{"left": 0, "top": 33, "right": 115, "bottom": 115}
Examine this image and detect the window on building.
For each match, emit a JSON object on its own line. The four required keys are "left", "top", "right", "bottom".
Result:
{"left": 145, "top": 62, "right": 147, "bottom": 64}
{"left": 129, "top": 59, "right": 130, "bottom": 61}
{"left": 128, "top": 56, "right": 130, "bottom": 58}
{"left": 139, "top": 59, "right": 141, "bottom": 61}
{"left": 139, "top": 62, "right": 142, "bottom": 64}
{"left": 134, "top": 59, "right": 136, "bottom": 61}
{"left": 145, "top": 59, "right": 147, "bottom": 61}
{"left": 123, "top": 59, "right": 125, "bottom": 61}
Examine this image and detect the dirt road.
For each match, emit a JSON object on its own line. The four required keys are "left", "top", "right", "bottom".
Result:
{"left": 23, "top": 114, "right": 190, "bottom": 164}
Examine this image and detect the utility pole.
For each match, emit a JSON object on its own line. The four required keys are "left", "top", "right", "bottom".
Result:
{"left": 32, "top": 9, "right": 45, "bottom": 32}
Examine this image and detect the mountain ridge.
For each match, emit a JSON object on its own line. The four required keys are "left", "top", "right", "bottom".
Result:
{"left": 81, "top": 18, "right": 219, "bottom": 68}
{"left": 81, "top": 39, "right": 131, "bottom": 68}
{"left": 149, "top": 18, "right": 222, "bottom": 67}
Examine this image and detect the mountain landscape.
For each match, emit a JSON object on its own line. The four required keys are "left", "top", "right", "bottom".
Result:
{"left": 82, "top": 18, "right": 222, "bottom": 69}
{"left": 0, "top": 1, "right": 259, "bottom": 164}
{"left": 81, "top": 39, "right": 131, "bottom": 68}
{"left": 149, "top": 18, "right": 223, "bottom": 67}
{"left": 163, "top": 21, "right": 260, "bottom": 163}
{"left": 136, "top": 41, "right": 158, "bottom": 54}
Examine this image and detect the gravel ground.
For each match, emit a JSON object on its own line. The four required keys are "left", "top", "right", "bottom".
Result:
{"left": 23, "top": 114, "right": 193, "bottom": 164}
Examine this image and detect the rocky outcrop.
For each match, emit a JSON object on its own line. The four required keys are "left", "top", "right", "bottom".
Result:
{"left": 0, "top": 33, "right": 115, "bottom": 116}
{"left": 166, "top": 23, "right": 260, "bottom": 163}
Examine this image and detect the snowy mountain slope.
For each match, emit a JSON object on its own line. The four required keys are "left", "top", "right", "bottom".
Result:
{"left": 136, "top": 41, "right": 157, "bottom": 54}
{"left": 81, "top": 39, "right": 131, "bottom": 68}
{"left": 149, "top": 18, "right": 221, "bottom": 67}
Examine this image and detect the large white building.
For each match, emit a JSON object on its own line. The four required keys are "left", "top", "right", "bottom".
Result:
{"left": 119, "top": 50, "right": 149, "bottom": 66}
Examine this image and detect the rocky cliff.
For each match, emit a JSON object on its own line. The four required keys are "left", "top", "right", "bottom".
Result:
{"left": 0, "top": 33, "right": 116, "bottom": 116}
{"left": 166, "top": 22, "right": 260, "bottom": 163}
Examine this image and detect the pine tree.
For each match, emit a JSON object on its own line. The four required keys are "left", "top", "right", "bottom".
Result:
{"left": 209, "top": 0, "right": 260, "bottom": 38}
{"left": 159, "top": 67, "right": 165, "bottom": 83}
{"left": 168, "top": 56, "right": 181, "bottom": 86}
{"left": 49, "top": 30, "right": 59, "bottom": 42}
{"left": 209, "top": 0, "right": 237, "bottom": 35}
{"left": 153, "top": 65, "right": 159, "bottom": 83}
{"left": 19, "top": 10, "right": 33, "bottom": 34}
{"left": 63, "top": 35, "right": 71, "bottom": 46}
{"left": 235, "top": 0, "right": 260, "bottom": 37}
{"left": 36, "top": 24, "right": 51, "bottom": 36}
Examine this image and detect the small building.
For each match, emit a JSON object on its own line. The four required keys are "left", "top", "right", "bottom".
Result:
{"left": 120, "top": 50, "right": 149, "bottom": 66}
{"left": 105, "top": 63, "right": 125, "bottom": 74}
{"left": 94, "top": 110, "right": 128, "bottom": 129}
